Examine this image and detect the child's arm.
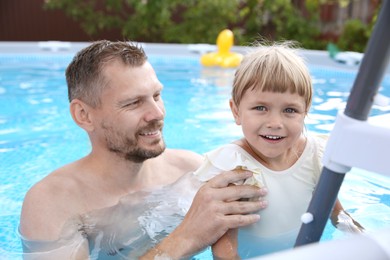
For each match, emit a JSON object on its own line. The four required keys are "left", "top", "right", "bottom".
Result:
{"left": 212, "top": 228, "right": 240, "bottom": 260}
{"left": 331, "top": 199, "right": 365, "bottom": 233}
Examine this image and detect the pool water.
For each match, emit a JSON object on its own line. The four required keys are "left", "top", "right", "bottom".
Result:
{"left": 0, "top": 54, "right": 389, "bottom": 259}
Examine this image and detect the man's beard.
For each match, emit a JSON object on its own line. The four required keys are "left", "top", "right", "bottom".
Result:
{"left": 101, "top": 120, "right": 166, "bottom": 163}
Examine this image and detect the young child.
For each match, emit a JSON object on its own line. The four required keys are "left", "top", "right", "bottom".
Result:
{"left": 194, "top": 42, "right": 364, "bottom": 258}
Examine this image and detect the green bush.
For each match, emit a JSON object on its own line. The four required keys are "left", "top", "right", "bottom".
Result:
{"left": 43, "top": 0, "right": 368, "bottom": 51}
{"left": 44, "top": 0, "right": 241, "bottom": 43}
{"left": 261, "top": 0, "right": 325, "bottom": 50}
{"left": 337, "top": 19, "right": 369, "bottom": 52}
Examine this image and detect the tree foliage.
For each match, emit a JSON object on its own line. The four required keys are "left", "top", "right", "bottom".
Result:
{"left": 43, "top": 0, "right": 377, "bottom": 51}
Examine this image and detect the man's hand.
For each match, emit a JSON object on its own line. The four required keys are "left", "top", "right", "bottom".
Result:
{"left": 142, "top": 170, "right": 267, "bottom": 259}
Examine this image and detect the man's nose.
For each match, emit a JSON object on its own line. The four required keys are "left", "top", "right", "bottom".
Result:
{"left": 144, "top": 100, "right": 165, "bottom": 122}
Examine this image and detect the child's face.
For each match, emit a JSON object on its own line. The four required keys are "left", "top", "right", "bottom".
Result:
{"left": 230, "top": 88, "right": 307, "bottom": 161}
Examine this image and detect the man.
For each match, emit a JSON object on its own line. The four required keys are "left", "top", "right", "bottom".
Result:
{"left": 20, "top": 40, "right": 266, "bottom": 259}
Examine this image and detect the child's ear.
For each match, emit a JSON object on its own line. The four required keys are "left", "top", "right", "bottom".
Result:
{"left": 229, "top": 99, "right": 241, "bottom": 125}
{"left": 70, "top": 99, "right": 95, "bottom": 132}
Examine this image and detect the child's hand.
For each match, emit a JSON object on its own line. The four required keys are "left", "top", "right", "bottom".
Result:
{"left": 332, "top": 210, "right": 365, "bottom": 233}
{"left": 212, "top": 228, "right": 240, "bottom": 260}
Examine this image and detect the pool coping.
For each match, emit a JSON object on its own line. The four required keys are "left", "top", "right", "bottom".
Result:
{"left": 1, "top": 41, "right": 387, "bottom": 74}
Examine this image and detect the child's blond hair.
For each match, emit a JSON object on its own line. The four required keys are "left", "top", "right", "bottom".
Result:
{"left": 232, "top": 42, "right": 312, "bottom": 112}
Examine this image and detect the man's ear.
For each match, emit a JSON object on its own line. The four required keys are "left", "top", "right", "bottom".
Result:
{"left": 70, "top": 99, "right": 95, "bottom": 132}
{"left": 229, "top": 99, "right": 241, "bottom": 125}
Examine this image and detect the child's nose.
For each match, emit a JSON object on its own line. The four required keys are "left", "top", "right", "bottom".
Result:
{"left": 266, "top": 114, "right": 283, "bottom": 129}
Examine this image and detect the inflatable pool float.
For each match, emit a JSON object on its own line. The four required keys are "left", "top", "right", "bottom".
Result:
{"left": 200, "top": 29, "right": 243, "bottom": 68}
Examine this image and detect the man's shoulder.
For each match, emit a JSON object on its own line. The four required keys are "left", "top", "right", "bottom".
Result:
{"left": 20, "top": 166, "right": 85, "bottom": 240}
{"left": 164, "top": 148, "right": 203, "bottom": 165}
{"left": 27, "top": 171, "right": 79, "bottom": 199}
{"left": 26, "top": 164, "right": 84, "bottom": 200}
{"left": 164, "top": 148, "right": 202, "bottom": 158}
{"left": 158, "top": 148, "right": 203, "bottom": 174}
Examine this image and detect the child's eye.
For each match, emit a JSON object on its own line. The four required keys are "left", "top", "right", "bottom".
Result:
{"left": 284, "top": 108, "right": 297, "bottom": 113}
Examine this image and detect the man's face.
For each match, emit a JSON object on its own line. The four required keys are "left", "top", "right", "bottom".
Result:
{"left": 94, "top": 61, "right": 166, "bottom": 162}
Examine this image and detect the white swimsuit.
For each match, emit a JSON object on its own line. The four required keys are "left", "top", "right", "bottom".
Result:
{"left": 194, "top": 135, "right": 327, "bottom": 256}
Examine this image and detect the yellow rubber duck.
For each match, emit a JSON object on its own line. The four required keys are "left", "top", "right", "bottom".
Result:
{"left": 200, "top": 29, "right": 243, "bottom": 68}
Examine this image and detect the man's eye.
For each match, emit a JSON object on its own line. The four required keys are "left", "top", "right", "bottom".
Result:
{"left": 124, "top": 100, "right": 139, "bottom": 107}
{"left": 254, "top": 106, "right": 266, "bottom": 111}
{"left": 154, "top": 93, "right": 161, "bottom": 101}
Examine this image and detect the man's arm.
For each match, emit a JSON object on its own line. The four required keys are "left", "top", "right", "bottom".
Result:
{"left": 20, "top": 180, "right": 69, "bottom": 240}
{"left": 21, "top": 239, "right": 89, "bottom": 260}
{"left": 141, "top": 170, "right": 267, "bottom": 259}
{"left": 20, "top": 178, "right": 90, "bottom": 259}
